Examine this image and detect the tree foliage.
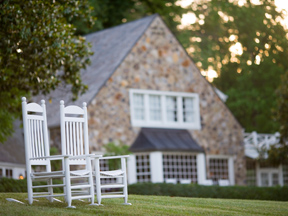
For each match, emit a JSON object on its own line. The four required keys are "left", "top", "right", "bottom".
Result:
{"left": 0, "top": 0, "right": 94, "bottom": 143}
{"left": 79, "top": 0, "right": 288, "bottom": 134}
{"left": 268, "top": 71, "right": 288, "bottom": 164}
{"left": 178, "top": 0, "right": 288, "bottom": 133}
{"left": 74, "top": 0, "right": 187, "bottom": 36}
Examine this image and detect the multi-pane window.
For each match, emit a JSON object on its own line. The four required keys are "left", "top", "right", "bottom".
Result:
{"left": 130, "top": 89, "right": 200, "bottom": 129}
{"left": 149, "top": 95, "right": 161, "bottom": 121}
{"left": 162, "top": 153, "right": 197, "bottom": 183}
{"left": 209, "top": 158, "right": 229, "bottom": 181}
{"left": 136, "top": 154, "right": 151, "bottom": 183}
{"left": 259, "top": 170, "right": 279, "bottom": 187}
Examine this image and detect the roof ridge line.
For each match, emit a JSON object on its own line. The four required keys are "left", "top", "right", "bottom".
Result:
{"left": 85, "top": 14, "right": 158, "bottom": 107}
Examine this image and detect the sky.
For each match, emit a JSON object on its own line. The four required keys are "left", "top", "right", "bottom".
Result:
{"left": 177, "top": 0, "right": 288, "bottom": 81}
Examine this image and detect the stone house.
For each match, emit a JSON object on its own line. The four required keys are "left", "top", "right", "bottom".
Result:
{"left": 37, "top": 14, "right": 245, "bottom": 186}
{"left": 0, "top": 14, "right": 246, "bottom": 185}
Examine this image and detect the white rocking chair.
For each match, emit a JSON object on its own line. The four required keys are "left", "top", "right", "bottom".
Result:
{"left": 60, "top": 100, "right": 131, "bottom": 205}
{"left": 60, "top": 100, "right": 102, "bottom": 208}
{"left": 22, "top": 97, "right": 66, "bottom": 205}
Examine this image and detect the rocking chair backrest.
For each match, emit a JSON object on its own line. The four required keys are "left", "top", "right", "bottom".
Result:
{"left": 60, "top": 100, "right": 90, "bottom": 165}
{"left": 22, "top": 97, "right": 50, "bottom": 167}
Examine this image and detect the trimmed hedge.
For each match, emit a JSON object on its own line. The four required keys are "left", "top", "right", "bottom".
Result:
{"left": 128, "top": 183, "right": 288, "bottom": 201}
{"left": 0, "top": 178, "right": 63, "bottom": 193}
{"left": 2, "top": 179, "right": 287, "bottom": 201}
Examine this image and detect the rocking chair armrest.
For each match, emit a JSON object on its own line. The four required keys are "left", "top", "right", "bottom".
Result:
{"left": 100, "top": 155, "right": 130, "bottom": 160}
{"left": 88, "top": 154, "right": 103, "bottom": 158}
{"left": 30, "top": 154, "right": 103, "bottom": 160}
{"left": 66, "top": 154, "right": 102, "bottom": 160}
{"left": 30, "top": 155, "right": 68, "bottom": 160}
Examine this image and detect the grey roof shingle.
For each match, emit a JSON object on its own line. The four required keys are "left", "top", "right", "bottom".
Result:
{"left": 36, "top": 14, "right": 157, "bottom": 127}
{"left": 129, "top": 128, "right": 204, "bottom": 152}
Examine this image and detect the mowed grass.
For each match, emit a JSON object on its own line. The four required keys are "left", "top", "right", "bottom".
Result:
{"left": 0, "top": 193, "right": 288, "bottom": 216}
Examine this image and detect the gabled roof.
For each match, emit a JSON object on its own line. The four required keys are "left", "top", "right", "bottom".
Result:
{"left": 36, "top": 14, "right": 158, "bottom": 127}
{"left": 130, "top": 128, "right": 204, "bottom": 152}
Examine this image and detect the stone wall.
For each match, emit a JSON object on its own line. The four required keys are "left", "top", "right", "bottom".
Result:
{"left": 77, "top": 17, "right": 244, "bottom": 184}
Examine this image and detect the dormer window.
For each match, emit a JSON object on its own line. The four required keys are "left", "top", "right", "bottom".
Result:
{"left": 129, "top": 89, "right": 201, "bottom": 130}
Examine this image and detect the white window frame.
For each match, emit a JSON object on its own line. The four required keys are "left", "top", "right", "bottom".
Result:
{"left": 258, "top": 168, "right": 280, "bottom": 187}
{"left": 256, "top": 163, "right": 283, "bottom": 187}
{"left": 207, "top": 155, "right": 235, "bottom": 185}
{"left": 129, "top": 89, "right": 201, "bottom": 130}
{"left": 162, "top": 152, "right": 198, "bottom": 183}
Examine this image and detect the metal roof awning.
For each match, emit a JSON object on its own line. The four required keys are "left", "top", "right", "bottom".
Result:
{"left": 130, "top": 128, "right": 204, "bottom": 153}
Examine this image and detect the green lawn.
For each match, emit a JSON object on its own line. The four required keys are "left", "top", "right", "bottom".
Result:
{"left": 0, "top": 193, "right": 288, "bottom": 216}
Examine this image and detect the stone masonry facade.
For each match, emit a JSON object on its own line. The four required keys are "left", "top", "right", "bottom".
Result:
{"left": 50, "top": 17, "right": 246, "bottom": 185}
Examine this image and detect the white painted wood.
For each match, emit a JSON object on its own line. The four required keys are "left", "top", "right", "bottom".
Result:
{"left": 127, "top": 154, "right": 137, "bottom": 184}
{"left": 207, "top": 155, "right": 235, "bottom": 186}
{"left": 150, "top": 152, "right": 163, "bottom": 183}
{"left": 64, "top": 105, "right": 85, "bottom": 114}
{"left": 95, "top": 155, "right": 131, "bottom": 205}
{"left": 26, "top": 102, "right": 43, "bottom": 113}
{"left": 144, "top": 94, "right": 149, "bottom": 123}
{"left": 197, "top": 153, "right": 206, "bottom": 185}
{"left": 60, "top": 100, "right": 96, "bottom": 207}
{"left": 177, "top": 96, "right": 183, "bottom": 124}
{"left": 165, "top": 179, "right": 177, "bottom": 184}
{"left": 244, "top": 131, "right": 280, "bottom": 159}
{"left": 258, "top": 166, "right": 282, "bottom": 187}
{"left": 228, "top": 157, "right": 235, "bottom": 185}
{"left": 201, "top": 179, "right": 213, "bottom": 186}
{"left": 129, "top": 89, "right": 201, "bottom": 130}
{"left": 60, "top": 101, "right": 130, "bottom": 206}
{"left": 218, "top": 179, "right": 230, "bottom": 186}
{"left": 21, "top": 97, "right": 66, "bottom": 205}
{"left": 180, "top": 179, "right": 191, "bottom": 184}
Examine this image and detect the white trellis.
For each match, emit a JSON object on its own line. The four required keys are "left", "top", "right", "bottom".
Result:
{"left": 244, "top": 131, "right": 280, "bottom": 159}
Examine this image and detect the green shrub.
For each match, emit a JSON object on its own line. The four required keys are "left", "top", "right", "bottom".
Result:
{"left": 103, "top": 141, "right": 131, "bottom": 170}
{"left": 128, "top": 183, "right": 288, "bottom": 201}
{"left": 0, "top": 178, "right": 63, "bottom": 193}
{"left": 0, "top": 178, "right": 27, "bottom": 192}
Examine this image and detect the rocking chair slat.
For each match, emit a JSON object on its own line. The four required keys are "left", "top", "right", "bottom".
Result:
{"left": 73, "top": 121, "right": 76, "bottom": 156}
{"left": 65, "top": 121, "right": 69, "bottom": 155}
{"left": 79, "top": 122, "right": 83, "bottom": 155}
{"left": 36, "top": 120, "right": 41, "bottom": 158}
{"left": 69, "top": 121, "right": 73, "bottom": 155}
{"left": 39, "top": 121, "right": 44, "bottom": 157}
{"left": 76, "top": 122, "right": 80, "bottom": 156}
